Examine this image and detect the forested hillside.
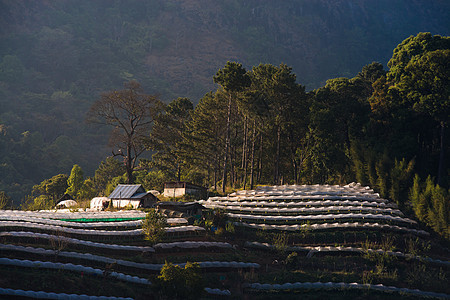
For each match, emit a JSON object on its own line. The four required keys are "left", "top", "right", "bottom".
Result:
{"left": 0, "top": 0, "right": 449, "bottom": 203}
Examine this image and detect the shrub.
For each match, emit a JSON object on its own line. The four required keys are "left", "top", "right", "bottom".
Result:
{"left": 153, "top": 261, "right": 203, "bottom": 299}
{"left": 142, "top": 209, "right": 167, "bottom": 244}
{"left": 273, "top": 233, "right": 288, "bottom": 254}
{"left": 225, "top": 222, "right": 235, "bottom": 234}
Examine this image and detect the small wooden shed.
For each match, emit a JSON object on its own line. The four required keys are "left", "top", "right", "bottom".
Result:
{"left": 109, "top": 184, "right": 158, "bottom": 209}
{"left": 163, "top": 182, "right": 207, "bottom": 198}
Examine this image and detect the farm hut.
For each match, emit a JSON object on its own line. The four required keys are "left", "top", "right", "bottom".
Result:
{"left": 163, "top": 182, "right": 207, "bottom": 198}
{"left": 109, "top": 184, "right": 158, "bottom": 209}
{"left": 90, "top": 197, "right": 110, "bottom": 211}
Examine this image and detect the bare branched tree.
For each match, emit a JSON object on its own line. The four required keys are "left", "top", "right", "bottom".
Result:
{"left": 87, "top": 81, "right": 164, "bottom": 183}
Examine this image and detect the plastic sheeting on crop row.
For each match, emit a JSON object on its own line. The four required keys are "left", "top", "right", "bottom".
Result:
{"left": 204, "top": 288, "right": 231, "bottom": 296}
{"left": 0, "top": 243, "right": 259, "bottom": 271}
{"left": 0, "top": 288, "right": 134, "bottom": 299}
{"left": 229, "top": 185, "right": 378, "bottom": 197}
{"left": 198, "top": 199, "right": 395, "bottom": 208}
{"left": 0, "top": 257, "right": 151, "bottom": 285}
{"left": 227, "top": 212, "right": 416, "bottom": 224}
{"left": 166, "top": 218, "right": 189, "bottom": 225}
{"left": 165, "top": 225, "right": 205, "bottom": 233}
{"left": 207, "top": 195, "right": 387, "bottom": 202}
{"left": 0, "top": 287, "right": 232, "bottom": 299}
{"left": 235, "top": 222, "right": 429, "bottom": 236}
{"left": 252, "top": 182, "right": 372, "bottom": 192}
{"left": 0, "top": 216, "right": 143, "bottom": 228}
{"left": 233, "top": 182, "right": 373, "bottom": 194}
{"left": 0, "top": 216, "right": 188, "bottom": 228}
{"left": 0, "top": 221, "right": 144, "bottom": 236}
{"left": 243, "top": 242, "right": 450, "bottom": 267}
{"left": 0, "top": 210, "right": 146, "bottom": 220}
{"left": 0, "top": 221, "right": 204, "bottom": 236}
{"left": 0, "top": 231, "right": 155, "bottom": 252}
{"left": 201, "top": 204, "right": 403, "bottom": 216}
{"left": 229, "top": 191, "right": 380, "bottom": 198}
{"left": 154, "top": 241, "right": 232, "bottom": 249}
{"left": 243, "top": 281, "right": 450, "bottom": 299}
{"left": 0, "top": 243, "right": 157, "bottom": 268}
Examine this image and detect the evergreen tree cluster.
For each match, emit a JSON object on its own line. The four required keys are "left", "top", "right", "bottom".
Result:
{"left": 2, "top": 33, "right": 449, "bottom": 238}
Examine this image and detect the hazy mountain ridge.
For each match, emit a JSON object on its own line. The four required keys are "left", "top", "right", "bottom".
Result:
{"left": 1, "top": 1, "right": 448, "bottom": 97}
{"left": 0, "top": 0, "right": 448, "bottom": 201}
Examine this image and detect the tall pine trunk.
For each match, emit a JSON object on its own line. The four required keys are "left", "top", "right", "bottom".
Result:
{"left": 214, "top": 153, "right": 218, "bottom": 191}
{"left": 222, "top": 94, "right": 232, "bottom": 193}
{"left": 250, "top": 121, "right": 257, "bottom": 190}
{"left": 274, "top": 125, "right": 281, "bottom": 185}
{"left": 257, "top": 134, "right": 263, "bottom": 183}
{"left": 242, "top": 117, "right": 248, "bottom": 189}
{"left": 242, "top": 116, "right": 247, "bottom": 169}
{"left": 292, "top": 154, "right": 298, "bottom": 184}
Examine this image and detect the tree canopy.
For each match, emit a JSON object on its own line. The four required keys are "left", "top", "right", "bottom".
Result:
{"left": 87, "top": 81, "right": 164, "bottom": 184}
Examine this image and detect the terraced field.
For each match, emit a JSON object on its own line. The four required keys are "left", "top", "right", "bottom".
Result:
{"left": 199, "top": 183, "right": 450, "bottom": 299}
{"left": 0, "top": 183, "right": 449, "bottom": 299}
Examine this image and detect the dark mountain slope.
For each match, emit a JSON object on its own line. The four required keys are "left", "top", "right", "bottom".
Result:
{"left": 0, "top": 0, "right": 448, "bottom": 202}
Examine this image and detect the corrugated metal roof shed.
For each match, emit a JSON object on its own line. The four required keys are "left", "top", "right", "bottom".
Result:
{"left": 131, "top": 192, "right": 149, "bottom": 199}
{"left": 109, "top": 185, "right": 146, "bottom": 199}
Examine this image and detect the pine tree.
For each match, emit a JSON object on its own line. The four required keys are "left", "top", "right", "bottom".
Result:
{"left": 66, "top": 164, "right": 84, "bottom": 199}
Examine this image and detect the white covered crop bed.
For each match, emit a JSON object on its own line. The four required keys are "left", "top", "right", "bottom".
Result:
{"left": 0, "top": 243, "right": 259, "bottom": 271}
{"left": 0, "top": 210, "right": 146, "bottom": 220}
{"left": 244, "top": 241, "right": 450, "bottom": 267}
{"left": 235, "top": 222, "right": 429, "bottom": 236}
{"left": 0, "top": 257, "right": 151, "bottom": 285}
{"left": 199, "top": 183, "right": 430, "bottom": 236}
{"left": 0, "top": 231, "right": 156, "bottom": 252}
{"left": 0, "top": 288, "right": 134, "bottom": 299}
{"left": 243, "top": 281, "right": 450, "bottom": 298}
{"left": 0, "top": 221, "right": 204, "bottom": 238}
{"left": 201, "top": 204, "right": 403, "bottom": 216}
{"left": 227, "top": 212, "right": 416, "bottom": 224}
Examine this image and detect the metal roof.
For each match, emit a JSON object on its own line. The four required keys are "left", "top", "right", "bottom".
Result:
{"left": 109, "top": 184, "right": 146, "bottom": 199}
{"left": 131, "top": 192, "right": 150, "bottom": 199}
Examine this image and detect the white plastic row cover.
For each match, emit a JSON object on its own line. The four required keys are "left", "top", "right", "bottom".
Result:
{"left": 198, "top": 199, "right": 395, "bottom": 207}
{"left": 0, "top": 244, "right": 259, "bottom": 271}
{"left": 0, "top": 216, "right": 142, "bottom": 228}
{"left": 0, "top": 231, "right": 155, "bottom": 252}
{"left": 243, "top": 242, "right": 450, "bottom": 267}
{"left": 243, "top": 281, "right": 450, "bottom": 298}
{"left": 0, "top": 257, "right": 151, "bottom": 285}
{"left": 0, "top": 221, "right": 205, "bottom": 236}
{"left": 154, "top": 241, "right": 232, "bottom": 249}
{"left": 230, "top": 183, "right": 376, "bottom": 195}
{"left": 0, "top": 288, "right": 134, "bottom": 299}
{"left": 0, "top": 210, "right": 146, "bottom": 219}
{"left": 245, "top": 182, "right": 371, "bottom": 192}
{"left": 0, "top": 215, "right": 188, "bottom": 229}
{"left": 204, "top": 288, "right": 231, "bottom": 296}
{"left": 202, "top": 204, "right": 403, "bottom": 216}
{"left": 165, "top": 225, "right": 205, "bottom": 233}
{"left": 235, "top": 222, "right": 430, "bottom": 236}
{"left": 208, "top": 195, "right": 386, "bottom": 202}
{"left": 0, "top": 221, "right": 144, "bottom": 236}
{"left": 227, "top": 213, "right": 416, "bottom": 224}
